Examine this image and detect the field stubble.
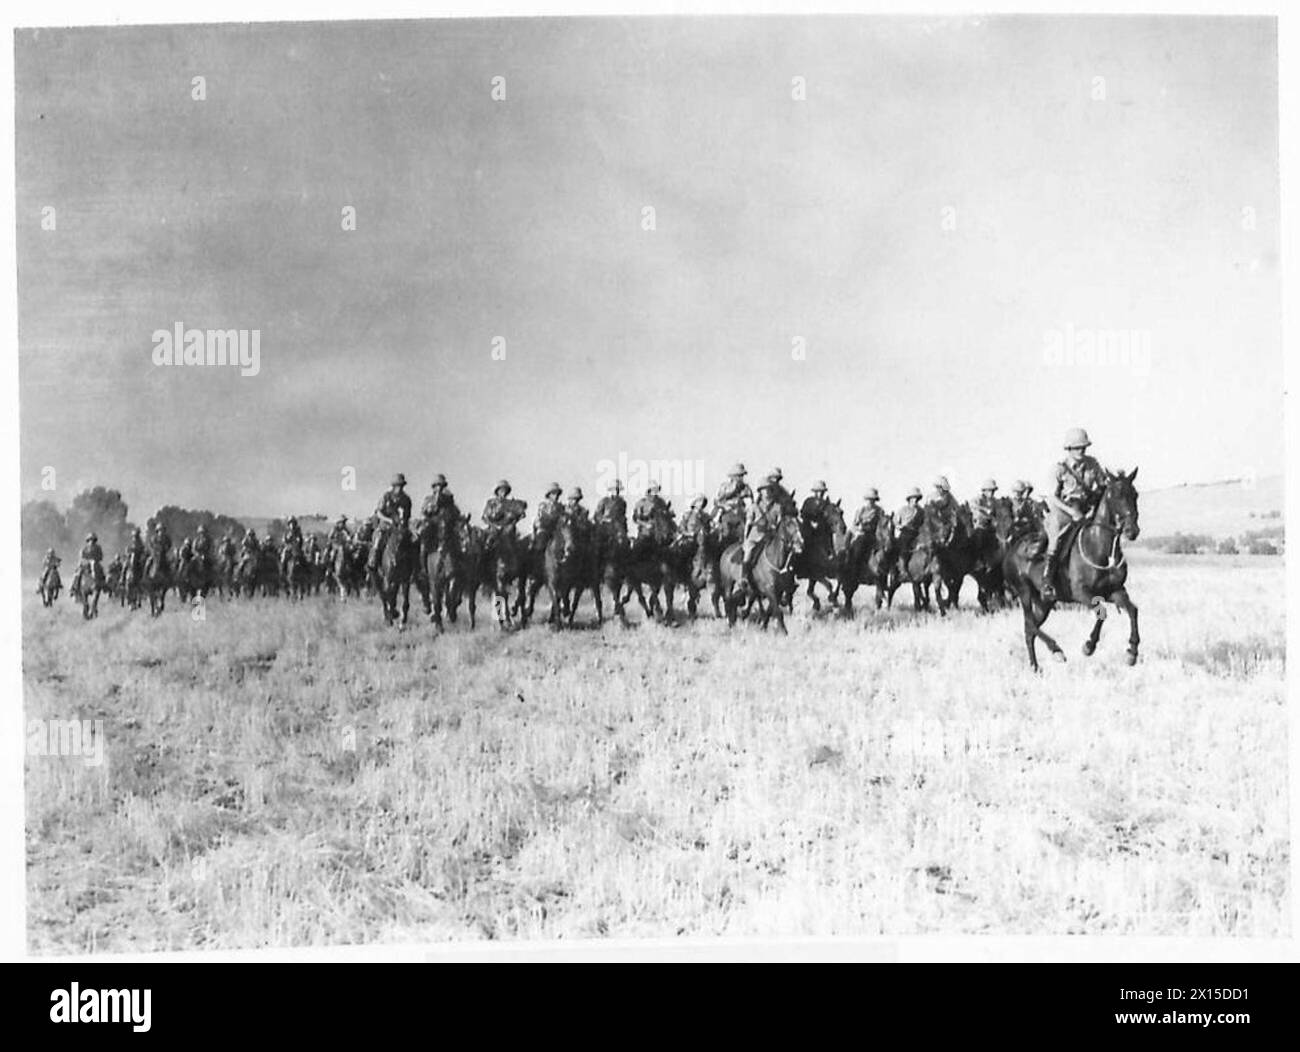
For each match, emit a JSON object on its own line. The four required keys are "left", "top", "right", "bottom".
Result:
{"left": 24, "top": 553, "right": 1288, "bottom": 950}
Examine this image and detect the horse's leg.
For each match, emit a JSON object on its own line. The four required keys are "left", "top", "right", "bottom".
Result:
{"left": 1020, "top": 591, "right": 1041, "bottom": 671}
{"left": 1082, "top": 595, "right": 1107, "bottom": 656}
{"left": 1111, "top": 587, "right": 1140, "bottom": 666}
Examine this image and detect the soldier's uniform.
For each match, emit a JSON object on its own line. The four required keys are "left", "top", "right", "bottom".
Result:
{"left": 1008, "top": 482, "right": 1042, "bottom": 540}
{"left": 766, "top": 468, "right": 798, "bottom": 518}
{"left": 973, "top": 480, "right": 999, "bottom": 530}
{"left": 594, "top": 481, "right": 628, "bottom": 528}
{"left": 355, "top": 517, "right": 376, "bottom": 546}
{"left": 369, "top": 475, "right": 413, "bottom": 571}
{"left": 853, "top": 490, "right": 883, "bottom": 535}
{"left": 78, "top": 535, "right": 105, "bottom": 589}
{"left": 151, "top": 525, "right": 172, "bottom": 561}
{"left": 680, "top": 496, "right": 712, "bottom": 537}
{"left": 218, "top": 533, "right": 236, "bottom": 562}
{"left": 741, "top": 483, "right": 783, "bottom": 589}
{"left": 895, "top": 490, "right": 925, "bottom": 561}
{"left": 328, "top": 518, "right": 351, "bottom": 548}
{"left": 482, "top": 482, "right": 528, "bottom": 555}
{"left": 715, "top": 465, "right": 753, "bottom": 515}
{"left": 283, "top": 517, "right": 304, "bottom": 553}
{"left": 800, "top": 482, "right": 830, "bottom": 541}
{"left": 126, "top": 531, "right": 147, "bottom": 572}
{"left": 193, "top": 527, "right": 214, "bottom": 564}
{"left": 533, "top": 484, "right": 564, "bottom": 548}
{"left": 632, "top": 485, "right": 670, "bottom": 537}
{"left": 421, "top": 476, "right": 460, "bottom": 528}
{"left": 238, "top": 530, "right": 260, "bottom": 568}
{"left": 564, "top": 489, "right": 590, "bottom": 534}
{"left": 41, "top": 550, "right": 61, "bottom": 589}
{"left": 1042, "top": 428, "right": 1106, "bottom": 598}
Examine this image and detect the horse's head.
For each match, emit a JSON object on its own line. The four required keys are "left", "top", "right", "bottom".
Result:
{"left": 1097, "top": 467, "right": 1140, "bottom": 541}
{"left": 778, "top": 514, "right": 804, "bottom": 556}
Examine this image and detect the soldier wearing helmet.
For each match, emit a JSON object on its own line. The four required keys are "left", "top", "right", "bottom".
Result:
{"left": 283, "top": 515, "right": 304, "bottom": 555}
{"left": 715, "top": 463, "right": 753, "bottom": 517}
{"left": 1042, "top": 427, "right": 1105, "bottom": 599}
{"left": 368, "top": 473, "right": 412, "bottom": 573}
{"left": 1008, "top": 481, "right": 1040, "bottom": 540}
{"left": 800, "top": 480, "right": 832, "bottom": 539}
{"left": 681, "top": 494, "right": 712, "bottom": 538}
{"left": 150, "top": 520, "right": 172, "bottom": 561}
{"left": 766, "top": 467, "right": 798, "bottom": 518}
{"left": 421, "top": 474, "right": 459, "bottom": 523}
{"left": 532, "top": 483, "right": 565, "bottom": 550}
{"left": 632, "top": 481, "right": 670, "bottom": 539}
{"left": 741, "top": 475, "right": 784, "bottom": 592}
{"left": 852, "top": 487, "right": 884, "bottom": 534}
{"left": 895, "top": 487, "right": 926, "bottom": 563}
{"left": 193, "top": 523, "right": 214, "bottom": 565}
{"left": 126, "top": 526, "right": 148, "bottom": 572}
{"left": 328, "top": 515, "right": 351, "bottom": 548}
{"left": 594, "top": 479, "right": 628, "bottom": 531}
{"left": 973, "top": 478, "right": 1000, "bottom": 531}
{"left": 564, "top": 487, "right": 591, "bottom": 532}
{"left": 238, "top": 528, "right": 260, "bottom": 570}
{"left": 482, "top": 480, "right": 527, "bottom": 543}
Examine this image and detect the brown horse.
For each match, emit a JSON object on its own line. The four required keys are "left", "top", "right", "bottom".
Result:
{"left": 624, "top": 513, "right": 681, "bottom": 623}
{"left": 791, "top": 500, "right": 849, "bottom": 612}
{"left": 593, "top": 517, "right": 632, "bottom": 624}
{"left": 39, "top": 564, "right": 62, "bottom": 607}
{"left": 374, "top": 523, "right": 418, "bottom": 627}
{"left": 887, "top": 516, "right": 947, "bottom": 614}
{"left": 841, "top": 512, "right": 894, "bottom": 617}
{"left": 1002, "top": 468, "right": 1141, "bottom": 671}
{"left": 418, "top": 512, "right": 459, "bottom": 632}
{"left": 718, "top": 515, "right": 803, "bottom": 634}
{"left": 448, "top": 516, "right": 486, "bottom": 629}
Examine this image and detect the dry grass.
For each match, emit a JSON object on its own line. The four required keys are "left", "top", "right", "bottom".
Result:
{"left": 24, "top": 552, "right": 1288, "bottom": 952}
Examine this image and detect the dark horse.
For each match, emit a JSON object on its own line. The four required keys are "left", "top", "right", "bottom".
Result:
{"left": 887, "top": 516, "right": 947, "bottom": 613}
{"left": 143, "top": 550, "right": 171, "bottom": 617}
{"left": 841, "top": 512, "right": 895, "bottom": 617}
{"left": 718, "top": 515, "right": 803, "bottom": 634}
{"left": 1003, "top": 469, "right": 1141, "bottom": 671}
{"left": 674, "top": 520, "right": 722, "bottom": 619}
{"left": 624, "top": 514, "right": 681, "bottom": 623}
{"left": 419, "top": 511, "right": 460, "bottom": 632}
{"left": 529, "top": 515, "right": 583, "bottom": 629}
{"left": 374, "top": 522, "right": 418, "bottom": 627}
{"left": 791, "top": 501, "right": 848, "bottom": 613}
{"left": 39, "top": 564, "right": 62, "bottom": 607}
{"left": 593, "top": 517, "right": 632, "bottom": 624}
{"left": 69, "top": 559, "right": 103, "bottom": 619}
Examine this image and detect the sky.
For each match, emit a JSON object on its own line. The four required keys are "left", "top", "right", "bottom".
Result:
{"left": 16, "top": 15, "right": 1282, "bottom": 524}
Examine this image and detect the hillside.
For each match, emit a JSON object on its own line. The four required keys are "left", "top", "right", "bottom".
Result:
{"left": 1134, "top": 475, "right": 1283, "bottom": 546}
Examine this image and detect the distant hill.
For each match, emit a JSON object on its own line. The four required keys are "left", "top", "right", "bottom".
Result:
{"left": 1135, "top": 474, "right": 1283, "bottom": 545}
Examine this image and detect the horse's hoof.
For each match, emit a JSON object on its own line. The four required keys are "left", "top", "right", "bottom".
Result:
{"left": 1052, "top": 650, "right": 1067, "bottom": 664}
{"left": 1082, "top": 641, "right": 1095, "bottom": 657}
{"left": 1125, "top": 651, "right": 1138, "bottom": 666}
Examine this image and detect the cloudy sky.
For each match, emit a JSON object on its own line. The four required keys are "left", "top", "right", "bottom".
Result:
{"left": 16, "top": 16, "right": 1280, "bottom": 523}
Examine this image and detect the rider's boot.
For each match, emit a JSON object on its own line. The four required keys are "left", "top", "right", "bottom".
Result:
{"left": 1041, "top": 534, "right": 1064, "bottom": 601}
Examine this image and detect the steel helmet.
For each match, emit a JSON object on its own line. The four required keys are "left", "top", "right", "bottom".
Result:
{"left": 933, "top": 475, "right": 950, "bottom": 491}
{"left": 495, "top": 479, "right": 512, "bottom": 495}
{"left": 980, "top": 478, "right": 997, "bottom": 492}
{"left": 430, "top": 473, "right": 447, "bottom": 487}
{"left": 647, "top": 481, "right": 661, "bottom": 494}
{"left": 86, "top": 533, "right": 96, "bottom": 542}
{"left": 390, "top": 473, "right": 407, "bottom": 486}
{"left": 770, "top": 467, "right": 784, "bottom": 480}
{"left": 567, "top": 487, "right": 583, "bottom": 501}
{"left": 545, "top": 482, "right": 561, "bottom": 497}
{"left": 863, "top": 487, "right": 879, "bottom": 500}
{"left": 906, "top": 486, "right": 923, "bottom": 500}
{"left": 691, "top": 493, "right": 707, "bottom": 508}
{"left": 728, "top": 463, "right": 746, "bottom": 477}
{"left": 811, "top": 480, "right": 827, "bottom": 493}
{"left": 609, "top": 479, "right": 624, "bottom": 493}
{"left": 1063, "top": 427, "right": 1091, "bottom": 449}
{"left": 1010, "top": 480, "right": 1027, "bottom": 495}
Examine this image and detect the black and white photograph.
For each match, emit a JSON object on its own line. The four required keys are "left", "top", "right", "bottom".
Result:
{"left": 8, "top": 5, "right": 1292, "bottom": 967}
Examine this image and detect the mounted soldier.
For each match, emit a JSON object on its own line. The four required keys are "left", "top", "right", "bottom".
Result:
{"left": 852, "top": 487, "right": 884, "bottom": 535}
{"left": 482, "top": 480, "right": 527, "bottom": 551}
{"left": 973, "top": 479, "right": 1000, "bottom": 530}
{"left": 766, "top": 467, "right": 798, "bottom": 517}
{"left": 533, "top": 482, "right": 565, "bottom": 550}
{"left": 193, "top": 523, "right": 214, "bottom": 568}
{"left": 355, "top": 515, "right": 377, "bottom": 548}
{"left": 1042, "top": 427, "right": 1106, "bottom": 600}
{"left": 895, "top": 487, "right": 925, "bottom": 564}
{"left": 150, "top": 521, "right": 172, "bottom": 564}
{"left": 126, "top": 527, "right": 148, "bottom": 572}
{"left": 328, "top": 515, "right": 351, "bottom": 548}
{"left": 283, "top": 515, "right": 304, "bottom": 554}
{"left": 741, "top": 475, "right": 785, "bottom": 593}
{"left": 681, "top": 494, "right": 712, "bottom": 538}
{"left": 926, "top": 475, "right": 961, "bottom": 540}
{"left": 367, "top": 473, "right": 412, "bottom": 574}
{"left": 1008, "top": 481, "right": 1041, "bottom": 541}
{"left": 421, "top": 474, "right": 460, "bottom": 530}
{"left": 75, "top": 532, "right": 105, "bottom": 592}
{"left": 564, "top": 487, "right": 591, "bottom": 533}
{"left": 594, "top": 479, "right": 628, "bottom": 529}
{"left": 632, "top": 481, "right": 670, "bottom": 539}
{"left": 715, "top": 463, "right": 753, "bottom": 546}
{"left": 217, "top": 529, "right": 236, "bottom": 566}
{"left": 800, "top": 480, "right": 832, "bottom": 544}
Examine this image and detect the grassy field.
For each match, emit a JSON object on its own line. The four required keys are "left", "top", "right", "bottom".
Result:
{"left": 23, "top": 551, "right": 1288, "bottom": 952}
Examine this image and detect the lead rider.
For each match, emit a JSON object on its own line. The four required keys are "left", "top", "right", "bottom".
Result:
{"left": 1041, "top": 427, "right": 1105, "bottom": 600}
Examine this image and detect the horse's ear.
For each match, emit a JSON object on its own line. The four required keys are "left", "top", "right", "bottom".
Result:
{"left": 1129, "top": 466, "right": 1138, "bottom": 482}
{"left": 835, "top": 498, "right": 842, "bottom": 507}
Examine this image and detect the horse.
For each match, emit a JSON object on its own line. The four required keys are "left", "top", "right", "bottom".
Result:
{"left": 563, "top": 517, "right": 607, "bottom": 627}
{"left": 593, "top": 517, "right": 632, "bottom": 624}
{"left": 841, "top": 512, "right": 895, "bottom": 617}
{"left": 418, "top": 512, "right": 460, "bottom": 631}
{"left": 68, "top": 559, "right": 105, "bottom": 620}
{"left": 968, "top": 498, "right": 1014, "bottom": 611}
{"left": 526, "top": 515, "right": 583, "bottom": 629}
{"left": 232, "top": 552, "right": 261, "bottom": 598}
{"left": 143, "top": 551, "right": 171, "bottom": 616}
{"left": 792, "top": 501, "right": 849, "bottom": 613}
{"left": 372, "top": 521, "right": 417, "bottom": 627}
{"left": 177, "top": 551, "right": 214, "bottom": 603}
{"left": 1003, "top": 468, "right": 1141, "bottom": 671}
{"left": 121, "top": 551, "right": 145, "bottom": 609}
{"left": 675, "top": 520, "right": 722, "bottom": 619}
{"left": 717, "top": 514, "right": 803, "bottom": 634}
{"left": 329, "top": 540, "right": 365, "bottom": 600}
{"left": 38, "top": 564, "right": 62, "bottom": 608}
{"left": 448, "top": 516, "right": 486, "bottom": 629}
{"left": 483, "top": 526, "right": 526, "bottom": 629}
{"left": 887, "top": 516, "right": 948, "bottom": 614}
{"left": 280, "top": 543, "right": 312, "bottom": 601}
{"left": 623, "top": 513, "right": 681, "bottom": 623}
